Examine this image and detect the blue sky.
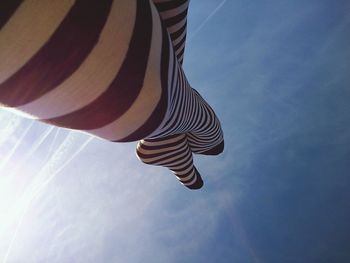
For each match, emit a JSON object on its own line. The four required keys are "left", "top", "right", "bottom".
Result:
{"left": 1, "top": 0, "right": 350, "bottom": 262}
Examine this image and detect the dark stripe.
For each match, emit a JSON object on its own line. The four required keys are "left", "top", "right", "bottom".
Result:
{"left": 172, "top": 161, "right": 193, "bottom": 174}
{"left": 177, "top": 168, "right": 195, "bottom": 180}
{"left": 161, "top": 71, "right": 188, "bottom": 133}
{"left": 188, "top": 100, "right": 201, "bottom": 130}
{"left": 155, "top": 0, "right": 188, "bottom": 12}
{"left": 136, "top": 137, "right": 187, "bottom": 159}
{"left": 181, "top": 174, "right": 196, "bottom": 184}
{"left": 174, "top": 36, "right": 186, "bottom": 53}
{"left": 140, "top": 136, "right": 186, "bottom": 150}
{"left": 44, "top": 0, "right": 152, "bottom": 130}
{"left": 197, "top": 140, "right": 224, "bottom": 155}
{"left": 0, "top": 0, "right": 23, "bottom": 29}
{"left": 145, "top": 133, "right": 182, "bottom": 143}
{"left": 190, "top": 95, "right": 205, "bottom": 130}
{"left": 176, "top": 46, "right": 185, "bottom": 60}
{"left": 145, "top": 133, "right": 182, "bottom": 142}
{"left": 118, "top": 9, "right": 171, "bottom": 142}
{"left": 140, "top": 144, "right": 189, "bottom": 164}
{"left": 186, "top": 170, "right": 203, "bottom": 189}
{"left": 181, "top": 87, "right": 195, "bottom": 129}
{"left": 163, "top": 9, "right": 187, "bottom": 28}
{"left": 161, "top": 47, "right": 178, "bottom": 126}
{"left": 0, "top": 0, "right": 112, "bottom": 107}
{"left": 137, "top": 141, "right": 187, "bottom": 159}
{"left": 138, "top": 144, "right": 186, "bottom": 160}
{"left": 168, "top": 156, "right": 192, "bottom": 170}
{"left": 170, "top": 22, "right": 186, "bottom": 41}
{"left": 194, "top": 110, "right": 209, "bottom": 132}
{"left": 160, "top": 151, "right": 191, "bottom": 167}
{"left": 154, "top": 147, "right": 190, "bottom": 165}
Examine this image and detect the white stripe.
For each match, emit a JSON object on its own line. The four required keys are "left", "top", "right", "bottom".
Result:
{"left": 173, "top": 28, "right": 186, "bottom": 46}
{"left": 18, "top": 1, "right": 136, "bottom": 119}
{"left": 175, "top": 40, "right": 186, "bottom": 57}
{"left": 158, "top": 97, "right": 189, "bottom": 134}
{"left": 152, "top": 0, "right": 176, "bottom": 3}
{"left": 138, "top": 142, "right": 188, "bottom": 163}
{"left": 167, "top": 155, "right": 193, "bottom": 170}
{"left": 140, "top": 134, "right": 185, "bottom": 147}
{"left": 182, "top": 171, "right": 197, "bottom": 185}
{"left": 159, "top": 2, "right": 188, "bottom": 19}
{"left": 147, "top": 34, "right": 177, "bottom": 138}
{"left": 137, "top": 138, "right": 187, "bottom": 155}
{"left": 148, "top": 61, "right": 181, "bottom": 137}
{"left": 178, "top": 55, "right": 184, "bottom": 64}
{"left": 87, "top": 1, "right": 163, "bottom": 141}
{"left": 0, "top": 0, "right": 74, "bottom": 84}
{"left": 142, "top": 146, "right": 189, "bottom": 164}
{"left": 174, "top": 162, "right": 194, "bottom": 176}
{"left": 168, "top": 16, "right": 187, "bottom": 34}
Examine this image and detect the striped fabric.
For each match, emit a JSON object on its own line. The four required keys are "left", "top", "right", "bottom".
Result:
{"left": 0, "top": 0, "right": 224, "bottom": 189}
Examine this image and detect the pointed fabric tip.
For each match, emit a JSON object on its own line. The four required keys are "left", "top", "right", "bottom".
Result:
{"left": 198, "top": 140, "right": 224, "bottom": 156}
{"left": 186, "top": 167, "right": 203, "bottom": 190}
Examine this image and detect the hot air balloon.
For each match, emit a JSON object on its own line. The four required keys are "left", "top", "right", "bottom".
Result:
{"left": 0, "top": 0, "right": 224, "bottom": 189}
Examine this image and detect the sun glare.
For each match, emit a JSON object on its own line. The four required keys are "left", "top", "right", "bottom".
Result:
{"left": 0, "top": 109, "right": 95, "bottom": 262}
{"left": 0, "top": 111, "right": 48, "bottom": 261}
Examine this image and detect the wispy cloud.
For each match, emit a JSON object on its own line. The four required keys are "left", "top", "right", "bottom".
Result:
{"left": 0, "top": 120, "right": 34, "bottom": 171}
{"left": 188, "top": 0, "right": 227, "bottom": 42}
{"left": 2, "top": 131, "right": 93, "bottom": 263}
{"left": 1, "top": 0, "right": 349, "bottom": 262}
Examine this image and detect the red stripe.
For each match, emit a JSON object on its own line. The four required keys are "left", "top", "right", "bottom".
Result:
{"left": 44, "top": 0, "right": 153, "bottom": 131}
{"left": 0, "top": 0, "right": 113, "bottom": 106}
{"left": 0, "top": 0, "right": 23, "bottom": 29}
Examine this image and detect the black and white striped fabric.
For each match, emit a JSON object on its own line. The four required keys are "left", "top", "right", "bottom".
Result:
{"left": 0, "top": 0, "right": 224, "bottom": 189}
